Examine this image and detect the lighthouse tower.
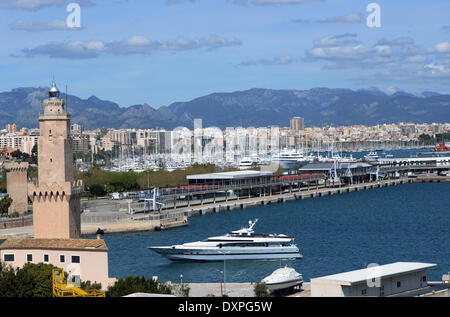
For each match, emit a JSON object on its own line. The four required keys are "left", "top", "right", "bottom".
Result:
{"left": 29, "top": 81, "right": 84, "bottom": 239}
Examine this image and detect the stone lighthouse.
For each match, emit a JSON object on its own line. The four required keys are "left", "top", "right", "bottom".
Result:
{"left": 28, "top": 81, "right": 84, "bottom": 239}
{"left": 0, "top": 81, "right": 114, "bottom": 289}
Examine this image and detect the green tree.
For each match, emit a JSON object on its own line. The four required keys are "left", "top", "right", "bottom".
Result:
{"left": 106, "top": 275, "right": 172, "bottom": 297}
{"left": 0, "top": 194, "right": 13, "bottom": 216}
{"left": 80, "top": 280, "right": 102, "bottom": 291}
{"left": 0, "top": 262, "right": 103, "bottom": 297}
{"left": 253, "top": 281, "right": 270, "bottom": 297}
{"left": 89, "top": 184, "right": 107, "bottom": 197}
{"left": 0, "top": 262, "right": 55, "bottom": 297}
{"left": 0, "top": 169, "right": 7, "bottom": 193}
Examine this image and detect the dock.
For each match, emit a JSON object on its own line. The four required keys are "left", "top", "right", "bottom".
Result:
{"left": 165, "top": 178, "right": 415, "bottom": 217}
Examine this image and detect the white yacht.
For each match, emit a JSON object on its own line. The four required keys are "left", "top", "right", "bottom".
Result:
{"left": 272, "top": 150, "right": 307, "bottom": 169}
{"left": 238, "top": 157, "right": 254, "bottom": 170}
{"left": 148, "top": 219, "right": 303, "bottom": 261}
{"left": 364, "top": 151, "right": 380, "bottom": 161}
{"left": 262, "top": 266, "right": 303, "bottom": 291}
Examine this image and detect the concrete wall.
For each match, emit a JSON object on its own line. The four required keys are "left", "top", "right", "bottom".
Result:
{"left": 310, "top": 279, "right": 348, "bottom": 297}
{"left": 0, "top": 248, "right": 114, "bottom": 290}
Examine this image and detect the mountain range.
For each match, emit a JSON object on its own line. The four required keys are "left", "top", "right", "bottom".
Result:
{"left": 0, "top": 87, "right": 449, "bottom": 130}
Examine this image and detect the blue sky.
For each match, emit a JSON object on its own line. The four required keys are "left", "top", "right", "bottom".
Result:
{"left": 0, "top": 0, "right": 449, "bottom": 107}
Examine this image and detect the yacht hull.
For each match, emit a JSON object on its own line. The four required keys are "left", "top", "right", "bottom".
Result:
{"left": 264, "top": 279, "right": 303, "bottom": 291}
{"left": 149, "top": 246, "right": 303, "bottom": 262}
{"left": 276, "top": 160, "right": 309, "bottom": 169}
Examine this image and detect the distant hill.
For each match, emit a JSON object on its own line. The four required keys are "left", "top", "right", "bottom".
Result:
{"left": 0, "top": 87, "right": 449, "bottom": 130}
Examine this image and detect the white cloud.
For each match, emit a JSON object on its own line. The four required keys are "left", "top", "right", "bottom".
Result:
{"left": 313, "top": 33, "right": 359, "bottom": 48}
{"left": 434, "top": 42, "right": 450, "bottom": 54}
{"left": 405, "top": 55, "right": 428, "bottom": 63}
{"left": 165, "top": 0, "right": 197, "bottom": 5}
{"left": 239, "top": 55, "right": 293, "bottom": 66}
{"left": 0, "top": 0, "right": 65, "bottom": 10}
{"left": 317, "top": 12, "right": 363, "bottom": 24}
{"left": 305, "top": 34, "right": 441, "bottom": 71}
{"left": 376, "top": 37, "right": 415, "bottom": 47}
{"left": 10, "top": 19, "right": 74, "bottom": 31}
{"left": 232, "top": 0, "right": 324, "bottom": 6}
{"left": 0, "top": 0, "right": 93, "bottom": 10}
{"left": 423, "top": 63, "right": 450, "bottom": 76}
{"left": 18, "top": 34, "right": 242, "bottom": 59}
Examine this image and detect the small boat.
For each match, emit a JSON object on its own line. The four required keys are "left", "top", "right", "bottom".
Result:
{"left": 434, "top": 143, "right": 450, "bottom": 152}
{"left": 262, "top": 266, "right": 303, "bottom": 291}
{"left": 238, "top": 157, "right": 254, "bottom": 170}
{"left": 364, "top": 151, "right": 380, "bottom": 161}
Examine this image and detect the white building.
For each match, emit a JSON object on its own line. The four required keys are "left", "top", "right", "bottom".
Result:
{"left": 311, "top": 262, "right": 437, "bottom": 297}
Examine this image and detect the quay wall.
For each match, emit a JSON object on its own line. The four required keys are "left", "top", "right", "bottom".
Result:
{"left": 180, "top": 178, "right": 414, "bottom": 217}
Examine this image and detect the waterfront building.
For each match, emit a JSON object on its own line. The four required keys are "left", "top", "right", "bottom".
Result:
{"left": 310, "top": 262, "right": 437, "bottom": 297}
{"left": 0, "top": 82, "right": 114, "bottom": 289}
{"left": 290, "top": 117, "right": 304, "bottom": 131}
{"left": 0, "top": 129, "right": 39, "bottom": 155}
{"left": 108, "top": 129, "right": 136, "bottom": 150}
{"left": 6, "top": 124, "right": 17, "bottom": 134}
{"left": 299, "top": 161, "right": 373, "bottom": 184}
{"left": 187, "top": 170, "right": 274, "bottom": 186}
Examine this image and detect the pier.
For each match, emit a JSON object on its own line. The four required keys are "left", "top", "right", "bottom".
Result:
{"left": 160, "top": 177, "right": 415, "bottom": 218}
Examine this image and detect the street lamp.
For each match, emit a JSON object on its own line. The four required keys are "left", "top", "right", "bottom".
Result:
{"left": 218, "top": 251, "right": 230, "bottom": 296}
{"left": 217, "top": 270, "right": 223, "bottom": 297}
{"left": 180, "top": 274, "right": 183, "bottom": 297}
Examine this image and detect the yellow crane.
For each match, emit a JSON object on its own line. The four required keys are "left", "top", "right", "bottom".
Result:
{"left": 52, "top": 268, "right": 106, "bottom": 297}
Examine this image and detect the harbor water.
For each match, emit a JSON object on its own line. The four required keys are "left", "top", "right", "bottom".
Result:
{"left": 101, "top": 182, "right": 450, "bottom": 284}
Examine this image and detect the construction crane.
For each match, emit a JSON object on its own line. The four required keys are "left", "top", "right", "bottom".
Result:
{"left": 52, "top": 268, "right": 106, "bottom": 297}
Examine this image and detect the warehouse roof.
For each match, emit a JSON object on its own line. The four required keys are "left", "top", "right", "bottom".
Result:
{"left": 299, "top": 162, "right": 372, "bottom": 171}
{"left": 187, "top": 170, "right": 273, "bottom": 180}
{"left": 312, "top": 262, "right": 437, "bottom": 286}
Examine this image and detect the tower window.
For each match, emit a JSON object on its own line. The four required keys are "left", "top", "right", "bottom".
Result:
{"left": 50, "top": 158, "right": 53, "bottom": 163}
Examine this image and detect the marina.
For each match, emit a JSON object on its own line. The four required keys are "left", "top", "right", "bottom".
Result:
{"left": 1, "top": 0, "right": 450, "bottom": 300}
{"left": 99, "top": 181, "right": 450, "bottom": 285}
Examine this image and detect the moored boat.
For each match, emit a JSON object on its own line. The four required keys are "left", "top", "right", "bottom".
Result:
{"left": 261, "top": 266, "right": 303, "bottom": 291}
{"left": 148, "top": 219, "right": 303, "bottom": 261}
